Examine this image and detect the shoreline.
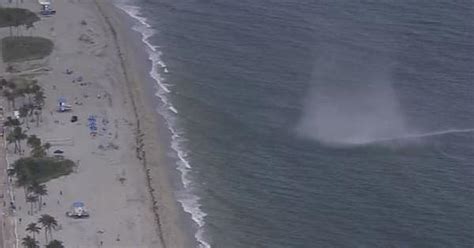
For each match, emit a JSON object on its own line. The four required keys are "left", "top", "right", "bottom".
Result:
{"left": 96, "top": 2, "right": 204, "bottom": 248}
{"left": 92, "top": 1, "right": 198, "bottom": 247}
{"left": 101, "top": 3, "right": 212, "bottom": 247}
{"left": 0, "top": 0, "right": 194, "bottom": 247}
{"left": 93, "top": 1, "right": 168, "bottom": 245}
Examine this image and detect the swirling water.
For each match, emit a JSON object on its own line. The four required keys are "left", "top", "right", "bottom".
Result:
{"left": 116, "top": 0, "right": 474, "bottom": 247}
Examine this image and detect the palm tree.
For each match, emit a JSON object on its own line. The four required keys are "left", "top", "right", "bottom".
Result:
{"left": 43, "top": 142, "right": 51, "bottom": 153}
{"left": 11, "top": 126, "right": 27, "bottom": 155}
{"left": 4, "top": 116, "right": 21, "bottom": 129}
{"left": 29, "top": 82, "right": 41, "bottom": 98}
{"left": 31, "top": 142, "right": 51, "bottom": 158}
{"left": 6, "top": 131, "right": 19, "bottom": 153}
{"left": 33, "top": 89, "right": 45, "bottom": 108}
{"left": 31, "top": 146, "right": 46, "bottom": 158}
{"left": 27, "top": 135, "right": 41, "bottom": 148}
{"left": 25, "top": 222, "right": 41, "bottom": 241}
{"left": 33, "top": 109, "right": 41, "bottom": 127}
{"left": 27, "top": 135, "right": 46, "bottom": 157}
{"left": 0, "top": 78, "right": 8, "bottom": 88}
{"left": 33, "top": 90, "right": 45, "bottom": 126}
{"left": 23, "top": 82, "right": 38, "bottom": 105}
{"left": 19, "top": 105, "right": 29, "bottom": 128}
{"left": 46, "top": 240, "right": 64, "bottom": 248}
{"left": 36, "top": 186, "right": 47, "bottom": 211}
{"left": 16, "top": 88, "right": 27, "bottom": 106}
{"left": 8, "top": 159, "right": 36, "bottom": 198}
{"left": 38, "top": 214, "right": 58, "bottom": 243}
{"left": 8, "top": 162, "right": 29, "bottom": 196}
{"left": 3, "top": 90, "right": 16, "bottom": 110}
{"left": 26, "top": 195, "right": 38, "bottom": 215}
{"left": 5, "top": 118, "right": 21, "bottom": 152}
{"left": 30, "top": 182, "right": 47, "bottom": 211}
{"left": 21, "top": 235, "right": 39, "bottom": 248}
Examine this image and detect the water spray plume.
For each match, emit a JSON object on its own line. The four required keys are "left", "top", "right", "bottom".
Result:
{"left": 296, "top": 53, "right": 409, "bottom": 146}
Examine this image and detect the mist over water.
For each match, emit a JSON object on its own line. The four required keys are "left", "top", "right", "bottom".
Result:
{"left": 116, "top": 0, "right": 474, "bottom": 246}
{"left": 297, "top": 52, "right": 411, "bottom": 146}
{"left": 296, "top": 55, "right": 474, "bottom": 146}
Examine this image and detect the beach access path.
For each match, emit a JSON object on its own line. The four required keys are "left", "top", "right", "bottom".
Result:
{"left": 0, "top": 139, "right": 17, "bottom": 248}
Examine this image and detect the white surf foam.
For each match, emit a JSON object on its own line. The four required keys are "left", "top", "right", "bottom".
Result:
{"left": 169, "top": 106, "right": 178, "bottom": 114}
{"left": 115, "top": 2, "right": 211, "bottom": 248}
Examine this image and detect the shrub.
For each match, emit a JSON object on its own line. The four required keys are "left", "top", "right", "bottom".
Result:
{"left": 2, "top": 36, "right": 53, "bottom": 62}
{"left": 9, "top": 157, "right": 75, "bottom": 186}
{"left": 0, "top": 8, "right": 39, "bottom": 28}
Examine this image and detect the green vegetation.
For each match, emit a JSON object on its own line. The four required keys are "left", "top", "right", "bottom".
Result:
{"left": 4, "top": 116, "right": 20, "bottom": 127}
{"left": 2, "top": 36, "right": 53, "bottom": 62}
{"left": 25, "top": 217, "right": 63, "bottom": 247}
{"left": 0, "top": 8, "right": 39, "bottom": 28}
{"left": 0, "top": 24, "right": 66, "bottom": 243}
{"left": 6, "top": 126, "right": 27, "bottom": 154}
{"left": 25, "top": 218, "right": 63, "bottom": 248}
{"left": 27, "top": 135, "right": 51, "bottom": 158}
{"left": 26, "top": 194, "right": 38, "bottom": 214}
{"left": 28, "top": 181, "right": 48, "bottom": 211}
{"left": 46, "top": 240, "right": 64, "bottom": 248}
{"left": 26, "top": 222, "right": 41, "bottom": 242}
{"left": 21, "top": 235, "right": 39, "bottom": 248}
{"left": 8, "top": 157, "right": 75, "bottom": 186}
{"left": 38, "top": 214, "right": 58, "bottom": 243}
{"left": 1, "top": 77, "right": 45, "bottom": 124}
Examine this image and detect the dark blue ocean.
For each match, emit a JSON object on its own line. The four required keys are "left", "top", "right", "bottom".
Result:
{"left": 116, "top": 0, "right": 474, "bottom": 247}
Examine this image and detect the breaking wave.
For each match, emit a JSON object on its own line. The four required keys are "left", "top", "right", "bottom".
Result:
{"left": 114, "top": 2, "right": 211, "bottom": 248}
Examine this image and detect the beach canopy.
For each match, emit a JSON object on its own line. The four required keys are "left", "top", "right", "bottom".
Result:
{"left": 58, "top": 97, "right": 72, "bottom": 112}
{"left": 73, "top": 202, "right": 85, "bottom": 208}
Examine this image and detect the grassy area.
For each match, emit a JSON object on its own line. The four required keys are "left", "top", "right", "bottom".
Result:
{"left": 0, "top": 8, "right": 39, "bottom": 28}
{"left": 10, "top": 157, "right": 75, "bottom": 186}
{"left": 2, "top": 36, "right": 53, "bottom": 62}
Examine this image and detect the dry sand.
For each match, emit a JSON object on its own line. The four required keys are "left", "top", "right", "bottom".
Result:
{"left": 0, "top": 0, "right": 191, "bottom": 247}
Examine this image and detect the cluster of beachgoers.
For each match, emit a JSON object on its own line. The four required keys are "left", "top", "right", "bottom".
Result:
{"left": 0, "top": 0, "right": 192, "bottom": 247}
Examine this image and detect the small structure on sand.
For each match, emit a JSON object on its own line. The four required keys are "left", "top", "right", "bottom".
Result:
{"left": 66, "top": 201, "right": 89, "bottom": 218}
{"left": 58, "top": 97, "right": 72, "bottom": 112}
{"left": 39, "top": 1, "right": 56, "bottom": 15}
{"left": 13, "top": 110, "right": 20, "bottom": 119}
{"left": 88, "top": 115, "right": 97, "bottom": 136}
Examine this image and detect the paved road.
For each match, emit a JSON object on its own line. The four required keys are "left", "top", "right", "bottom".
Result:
{"left": 0, "top": 139, "right": 16, "bottom": 248}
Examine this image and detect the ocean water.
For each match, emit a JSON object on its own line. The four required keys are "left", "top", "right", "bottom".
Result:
{"left": 114, "top": 0, "right": 474, "bottom": 247}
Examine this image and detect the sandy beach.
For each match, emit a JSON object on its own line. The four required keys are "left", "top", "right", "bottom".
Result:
{"left": 0, "top": 0, "right": 191, "bottom": 247}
